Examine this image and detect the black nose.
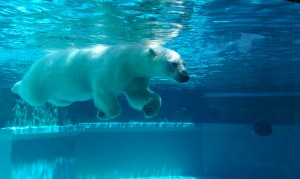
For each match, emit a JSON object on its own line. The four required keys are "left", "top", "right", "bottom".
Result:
{"left": 178, "top": 71, "right": 190, "bottom": 83}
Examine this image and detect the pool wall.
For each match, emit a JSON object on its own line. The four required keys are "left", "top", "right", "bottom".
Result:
{"left": 1, "top": 123, "right": 299, "bottom": 178}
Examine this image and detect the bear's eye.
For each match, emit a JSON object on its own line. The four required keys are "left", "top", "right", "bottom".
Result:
{"left": 171, "top": 62, "right": 178, "bottom": 68}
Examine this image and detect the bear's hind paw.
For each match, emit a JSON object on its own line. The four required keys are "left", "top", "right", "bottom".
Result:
{"left": 96, "top": 109, "right": 121, "bottom": 120}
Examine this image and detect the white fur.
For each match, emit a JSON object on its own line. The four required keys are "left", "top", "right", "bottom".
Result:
{"left": 12, "top": 44, "right": 189, "bottom": 120}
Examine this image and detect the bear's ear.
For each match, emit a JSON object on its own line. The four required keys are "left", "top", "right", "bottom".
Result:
{"left": 148, "top": 48, "right": 157, "bottom": 57}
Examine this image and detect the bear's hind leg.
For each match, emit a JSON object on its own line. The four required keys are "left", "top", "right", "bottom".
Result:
{"left": 12, "top": 81, "right": 48, "bottom": 106}
{"left": 11, "top": 81, "right": 21, "bottom": 94}
{"left": 93, "top": 91, "right": 121, "bottom": 120}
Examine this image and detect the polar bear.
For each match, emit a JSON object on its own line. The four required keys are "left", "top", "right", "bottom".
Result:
{"left": 11, "top": 44, "right": 189, "bottom": 120}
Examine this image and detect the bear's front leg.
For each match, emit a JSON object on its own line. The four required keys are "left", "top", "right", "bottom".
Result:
{"left": 124, "top": 88, "right": 162, "bottom": 118}
{"left": 142, "top": 92, "right": 162, "bottom": 118}
{"left": 93, "top": 90, "right": 121, "bottom": 120}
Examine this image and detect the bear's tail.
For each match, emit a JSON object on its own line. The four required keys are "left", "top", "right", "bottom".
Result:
{"left": 11, "top": 81, "right": 21, "bottom": 94}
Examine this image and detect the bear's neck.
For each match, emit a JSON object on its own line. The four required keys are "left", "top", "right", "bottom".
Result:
{"left": 130, "top": 60, "right": 166, "bottom": 79}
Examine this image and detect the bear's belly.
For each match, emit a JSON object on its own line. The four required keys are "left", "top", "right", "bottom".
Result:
{"left": 54, "top": 90, "right": 93, "bottom": 102}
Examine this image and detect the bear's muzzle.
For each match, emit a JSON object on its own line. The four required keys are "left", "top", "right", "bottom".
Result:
{"left": 175, "top": 70, "right": 189, "bottom": 83}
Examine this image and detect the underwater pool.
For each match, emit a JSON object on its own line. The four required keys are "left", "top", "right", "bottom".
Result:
{"left": 1, "top": 0, "right": 300, "bottom": 178}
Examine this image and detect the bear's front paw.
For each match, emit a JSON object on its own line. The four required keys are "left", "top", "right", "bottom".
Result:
{"left": 143, "top": 95, "right": 161, "bottom": 118}
{"left": 97, "top": 110, "right": 107, "bottom": 120}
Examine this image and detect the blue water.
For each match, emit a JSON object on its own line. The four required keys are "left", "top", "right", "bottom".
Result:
{"left": 1, "top": 0, "right": 300, "bottom": 178}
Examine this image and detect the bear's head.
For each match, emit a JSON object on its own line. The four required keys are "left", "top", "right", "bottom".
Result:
{"left": 148, "top": 46, "right": 190, "bottom": 83}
